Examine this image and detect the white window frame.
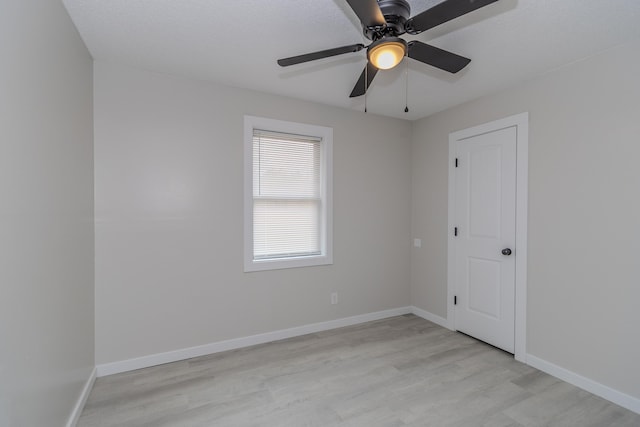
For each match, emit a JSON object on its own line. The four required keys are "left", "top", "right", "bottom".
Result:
{"left": 244, "top": 115, "right": 333, "bottom": 272}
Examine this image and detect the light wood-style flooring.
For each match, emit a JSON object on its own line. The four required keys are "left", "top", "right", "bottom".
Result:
{"left": 78, "top": 315, "right": 640, "bottom": 426}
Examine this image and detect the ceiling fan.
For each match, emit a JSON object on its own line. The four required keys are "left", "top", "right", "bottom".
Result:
{"left": 277, "top": 0, "right": 499, "bottom": 98}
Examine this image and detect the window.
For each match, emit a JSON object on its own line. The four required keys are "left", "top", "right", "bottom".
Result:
{"left": 244, "top": 116, "right": 333, "bottom": 272}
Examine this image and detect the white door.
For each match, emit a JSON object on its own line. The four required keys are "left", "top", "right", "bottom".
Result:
{"left": 453, "top": 126, "right": 517, "bottom": 353}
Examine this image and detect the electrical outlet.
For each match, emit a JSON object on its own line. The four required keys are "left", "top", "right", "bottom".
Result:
{"left": 413, "top": 238, "right": 422, "bottom": 248}
{"left": 331, "top": 292, "right": 338, "bottom": 305}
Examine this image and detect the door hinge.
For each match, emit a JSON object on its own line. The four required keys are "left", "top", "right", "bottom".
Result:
{"left": 454, "top": 296, "right": 457, "bottom": 305}
{"left": 455, "top": 158, "right": 459, "bottom": 168}
{"left": 454, "top": 227, "right": 458, "bottom": 236}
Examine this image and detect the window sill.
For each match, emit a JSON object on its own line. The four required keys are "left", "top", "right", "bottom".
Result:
{"left": 244, "top": 254, "right": 333, "bottom": 272}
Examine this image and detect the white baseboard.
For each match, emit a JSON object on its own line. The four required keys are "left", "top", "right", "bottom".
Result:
{"left": 410, "top": 306, "right": 450, "bottom": 329}
{"left": 527, "top": 354, "right": 640, "bottom": 415}
{"left": 96, "top": 306, "right": 412, "bottom": 377}
{"left": 66, "top": 366, "right": 96, "bottom": 427}
{"left": 408, "top": 307, "right": 640, "bottom": 415}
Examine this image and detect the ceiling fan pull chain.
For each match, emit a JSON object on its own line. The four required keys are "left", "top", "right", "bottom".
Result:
{"left": 404, "top": 58, "right": 409, "bottom": 113}
{"left": 362, "top": 31, "right": 368, "bottom": 113}
{"left": 364, "top": 62, "right": 368, "bottom": 113}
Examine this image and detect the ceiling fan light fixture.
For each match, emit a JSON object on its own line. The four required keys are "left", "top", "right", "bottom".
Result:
{"left": 368, "top": 37, "right": 407, "bottom": 70}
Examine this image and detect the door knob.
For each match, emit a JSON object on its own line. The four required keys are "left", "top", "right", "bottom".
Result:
{"left": 501, "top": 248, "right": 512, "bottom": 256}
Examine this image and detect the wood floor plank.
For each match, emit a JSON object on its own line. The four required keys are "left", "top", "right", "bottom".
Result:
{"left": 79, "top": 315, "right": 640, "bottom": 426}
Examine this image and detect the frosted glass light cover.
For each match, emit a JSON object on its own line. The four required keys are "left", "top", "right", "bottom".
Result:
{"left": 369, "top": 41, "right": 406, "bottom": 70}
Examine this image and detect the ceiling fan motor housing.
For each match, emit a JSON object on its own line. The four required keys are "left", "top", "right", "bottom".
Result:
{"left": 364, "top": 0, "right": 411, "bottom": 40}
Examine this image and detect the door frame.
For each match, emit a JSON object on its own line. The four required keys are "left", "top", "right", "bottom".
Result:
{"left": 447, "top": 112, "right": 529, "bottom": 362}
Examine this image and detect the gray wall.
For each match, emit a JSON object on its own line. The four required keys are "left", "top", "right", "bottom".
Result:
{"left": 94, "top": 62, "right": 412, "bottom": 365}
{"left": 411, "top": 39, "right": 640, "bottom": 399}
{"left": 0, "top": 1, "right": 94, "bottom": 426}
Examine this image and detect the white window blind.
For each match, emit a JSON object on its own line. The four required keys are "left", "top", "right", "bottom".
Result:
{"left": 252, "top": 129, "right": 322, "bottom": 260}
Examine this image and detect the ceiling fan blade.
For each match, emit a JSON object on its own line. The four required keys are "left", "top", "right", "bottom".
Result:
{"left": 349, "top": 62, "right": 379, "bottom": 98}
{"left": 407, "top": 41, "right": 470, "bottom": 73}
{"left": 405, "top": 0, "right": 499, "bottom": 34}
{"left": 277, "top": 44, "right": 365, "bottom": 67}
{"left": 345, "top": 0, "right": 387, "bottom": 28}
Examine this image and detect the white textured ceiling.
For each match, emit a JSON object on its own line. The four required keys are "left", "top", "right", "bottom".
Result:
{"left": 63, "top": 0, "right": 640, "bottom": 120}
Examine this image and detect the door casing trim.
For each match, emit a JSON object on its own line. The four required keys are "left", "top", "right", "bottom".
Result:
{"left": 447, "top": 112, "right": 529, "bottom": 362}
